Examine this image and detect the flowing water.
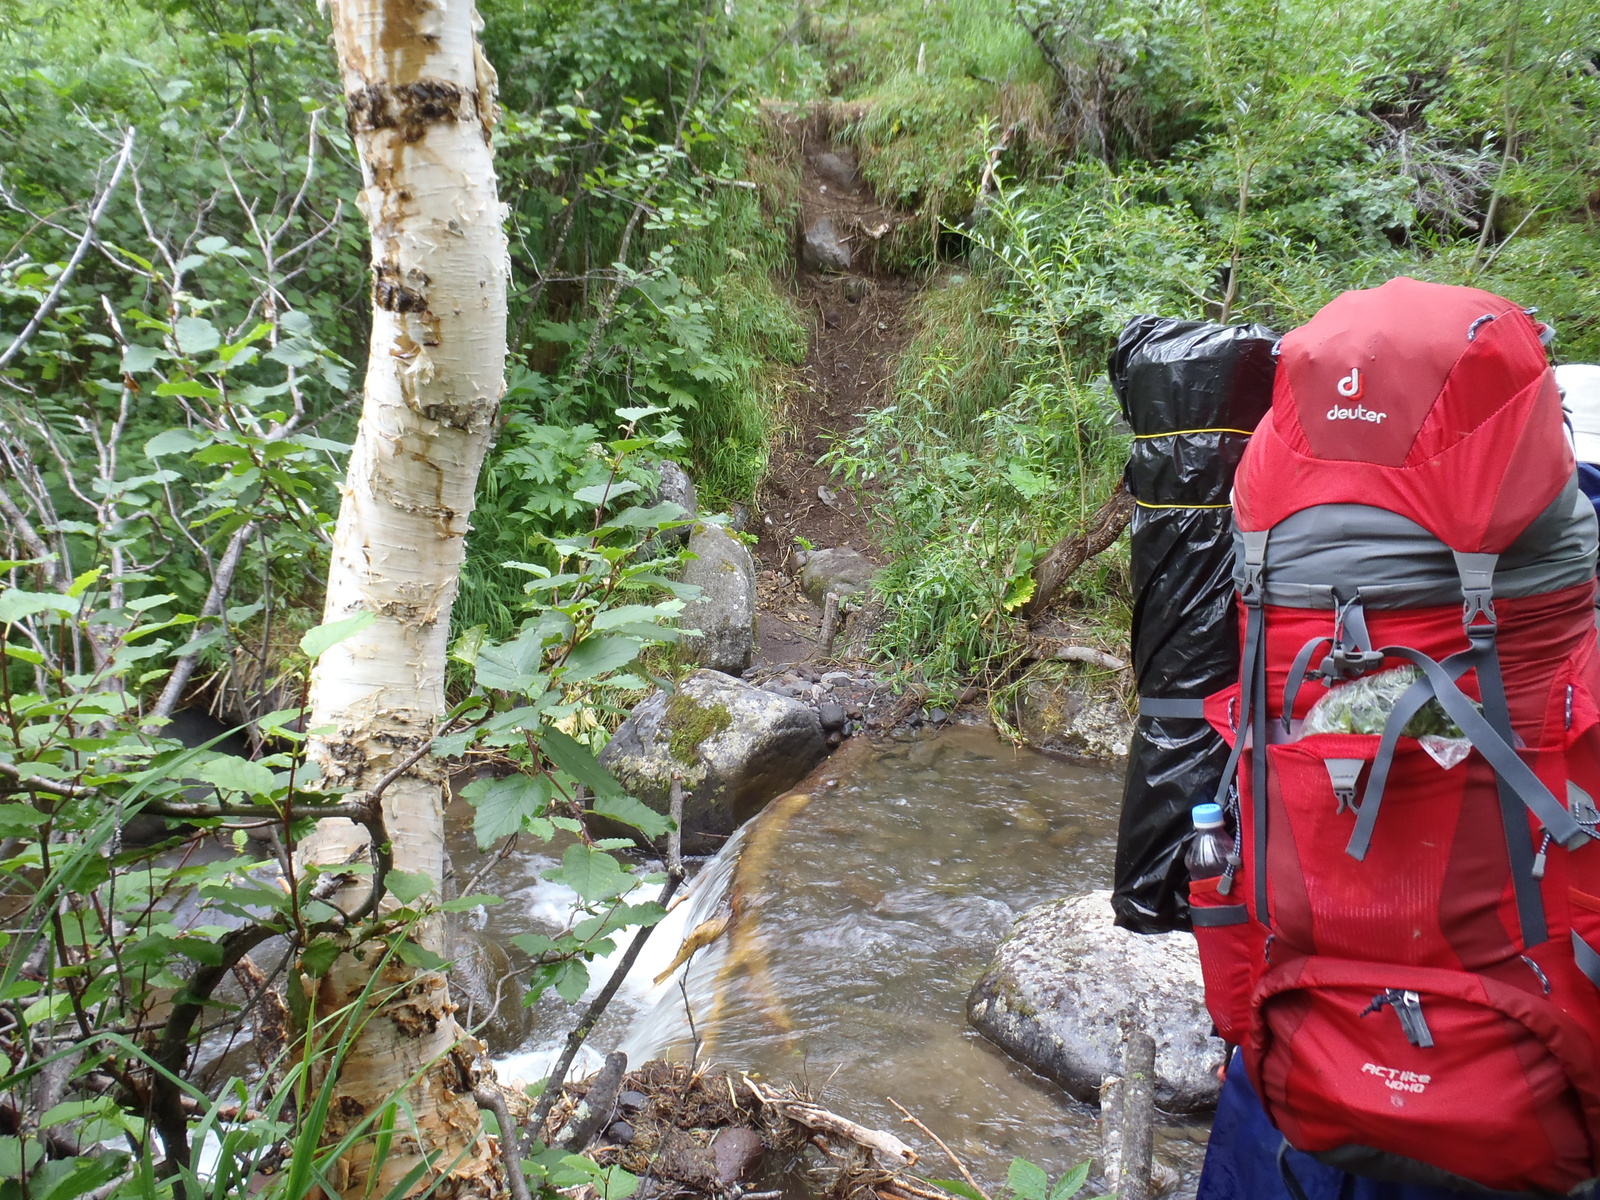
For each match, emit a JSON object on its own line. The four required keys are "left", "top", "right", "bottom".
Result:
{"left": 449, "top": 725, "right": 1209, "bottom": 1193}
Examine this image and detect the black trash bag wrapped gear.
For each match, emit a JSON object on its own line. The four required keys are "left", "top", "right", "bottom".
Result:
{"left": 1110, "top": 316, "right": 1277, "bottom": 935}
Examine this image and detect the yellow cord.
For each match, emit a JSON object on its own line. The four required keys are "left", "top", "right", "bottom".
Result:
{"left": 1134, "top": 499, "right": 1233, "bottom": 509}
{"left": 1133, "top": 428, "right": 1256, "bottom": 439}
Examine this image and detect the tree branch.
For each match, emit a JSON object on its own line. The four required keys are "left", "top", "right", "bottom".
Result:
{"left": 0, "top": 128, "right": 135, "bottom": 372}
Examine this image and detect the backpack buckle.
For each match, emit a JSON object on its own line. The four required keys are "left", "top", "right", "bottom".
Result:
{"left": 1319, "top": 647, "right": 1386, "bottom": 679}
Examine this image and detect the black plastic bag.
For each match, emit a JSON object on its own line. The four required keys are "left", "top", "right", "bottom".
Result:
{"left": 1110, "top": 316, "right": 1277, "bottom": 934}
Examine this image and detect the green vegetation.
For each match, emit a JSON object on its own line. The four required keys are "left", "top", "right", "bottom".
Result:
{"left": 0, "top": 0, "right": 1597, "bottom": 1189}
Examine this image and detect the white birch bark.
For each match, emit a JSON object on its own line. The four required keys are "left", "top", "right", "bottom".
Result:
{"left": 299, "top": 0, "right": 507, "bottom": 1195}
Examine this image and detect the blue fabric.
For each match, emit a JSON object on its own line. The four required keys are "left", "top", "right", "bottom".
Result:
{"left": 1578, "top": 462, "right": 1600, "bottom": 528}
{"left": 1196, "top": 1049, "right": 1594, "bottom": 1200}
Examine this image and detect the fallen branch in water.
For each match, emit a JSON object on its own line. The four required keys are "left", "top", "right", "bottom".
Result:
{"left": 745, "top": 1078, "right": 918, "bottom": 1169}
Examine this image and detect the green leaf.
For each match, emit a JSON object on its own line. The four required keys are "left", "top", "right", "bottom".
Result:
{"left": 191, "top": 756, "right": 276, "bottom": 797}
{"left": 300, "top": 936, "right": 341, "bottom": 979}
{"left": 145, "top": 428, "right": 206, "bottom": 458}
{"left": 539, "top": 727, "right": 622, "bottom": 797}
{"left": 462, "top": 772, "right": 552, "bottom": 850}
{"left": 1007, "top": 1159, "right": 1049, "bottom": 1200}
{"left": 559, "top": 634, "right": 642, "bottom": 684}
{"left": 122, "top": 344, "right": 162, "bottom": 373}
{"left": 1048, "top": 1163, "right": 1091, "bottom": 1200}
{"left": 396, "top": 939, "right": 449, "bottom": 970}
{"left": 385, "top": 869, "right": 432, "bottom": 905}
{"left": 0, "top": 589, "right": 78, "bottom": 623}
{"left": 475, "top": 629, "right": 546, "bottom": 693}
{"left": 174, "top": 315, "right": 221, "bottom": 354}
{"left": 546, "top": 843, "right": 631, "bottom": 903}
{"left": 931, "top": 1182, "right": 986, "bottom": 1200}
{"left": 0, "top": 804, "right": 49, "bottom": 836}
{"left": 552, "top": 958, "right": 590, "bottom": 1003}
{"left": 573, "top": 480, "right": 641, "bottom": 506}
{"left": 299, "top": 611, "right": 375, "bottom": 660}
{"left": 592, "top": 794, "right": 671, "bottom": 838}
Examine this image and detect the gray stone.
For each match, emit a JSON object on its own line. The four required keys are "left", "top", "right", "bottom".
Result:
{"left": 821, "top": 671, "right": 854, "bottom": 687}
{"left": 678, "top": 523, "right": 757, "bottom": 676}
{"left": 1014, "top": 675, "right": 1132, "bottom": 761}
{"left": 652, "top": 459, "right": 697, "bottom": 544}
{"left": 812, "top": 149, "right": 859, "bottom": 188}
{"left": 818, "top": 701, "right": 847, "bottom": 731}
{"left": 597, "top": 670, "right": 828, "bottom": 854}
{"left": 967, "top": 891, "right": 1225, "bottom": 1113}
{"left": 796, "top": 546, "right": 877, "bottom": 607}
{"left": 800, "top": 217, "right": 852, "bottom": 273}
{"left": 712, "top": 1127, "right": 765, "bottom": 1184}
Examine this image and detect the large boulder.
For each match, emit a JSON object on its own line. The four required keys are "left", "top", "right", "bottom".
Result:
{"left": 598, "top": 670, "right": 828, "bottom": 854}
{"left": 795, "top": 546, "right": 877, "bottom": 607}
{"left": 1012, "top": 673, "right": 1132, "bottom": 761}
{"left": 967, "top": 891, "right": 1225, "bottom": 1112}
{"left": 800, "top": 217, "right": 851, "bottom": 273}
{"left": 678, "top": 523, "right": 756, "bottom": 676}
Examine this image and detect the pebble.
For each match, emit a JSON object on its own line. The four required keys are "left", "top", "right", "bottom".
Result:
{"left": 606, "top": 1120, "right": 635, "bottom": 1145}
{"left": 928, "top": 707, "right": 949, "bottom": 725}
{"left": 827, "top": 731, "right": 843, "bottom": 747}
{"left": 818, "top": 701, "right": 847, "bottom": 731}
{"left": 618, "top": 1090, "right": 649, "bottom": 1112}
{"left": 821, "top": 671, "right": 854, "bottom": 687}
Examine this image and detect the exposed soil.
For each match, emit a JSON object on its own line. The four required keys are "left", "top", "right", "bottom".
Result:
{"left": 751, "top": 132, "right": 919, "bottom": 672}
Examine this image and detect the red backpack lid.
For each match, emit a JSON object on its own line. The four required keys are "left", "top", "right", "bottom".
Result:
{"left": 1235, "top": 276, "right": 1570, "bottom": 554}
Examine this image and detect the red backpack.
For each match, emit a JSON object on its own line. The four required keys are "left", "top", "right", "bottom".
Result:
{"left": 1192, "top": 277, "right": 1600, "bottom": 1194}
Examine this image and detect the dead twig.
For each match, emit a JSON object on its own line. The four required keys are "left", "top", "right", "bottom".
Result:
{"left": 888, "top": 1099, "right": 989, "bottom": 1200}
{"left": 1024, "top": 482, "right": 1134, "bottom": 621}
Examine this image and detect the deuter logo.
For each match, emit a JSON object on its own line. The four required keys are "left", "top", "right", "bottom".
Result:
{"left": 1327, "top": 403, "right": 1387, "bottom": 423}
{"left": 1362, "top": 1062, "right": 1430, "bottom": 1095}
{"left": 1337, "top": 367, "right": 1365, "bottom": 399}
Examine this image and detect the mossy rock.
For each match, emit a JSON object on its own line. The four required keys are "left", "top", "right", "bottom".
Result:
{"left": 597, "top": 670, "right": 828, "bottom": 853}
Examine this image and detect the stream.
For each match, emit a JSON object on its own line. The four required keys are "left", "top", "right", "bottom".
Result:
{"left": 450, "top": 725, "right": 1210, "bottom": 1193}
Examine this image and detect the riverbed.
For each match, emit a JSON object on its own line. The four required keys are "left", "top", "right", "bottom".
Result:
{"left": 449, "top": 725, "right": 1209, "bottom": 1193}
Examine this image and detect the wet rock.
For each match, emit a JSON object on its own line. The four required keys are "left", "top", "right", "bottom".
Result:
{"left": 800, "top": 216, "right": 851, "bottom": 273}
{"left": 827, "top": 731, "right": 843, "bottom": 747}
{"left": 795, "top": 546, "right": 877, "bottom": 607}
{"left": 967, "top": 891, "right": 1225, "bottom": 1113}
{"left": 651, "top": 459, "right": 697, "bottom": 544}
{"left": 1013, "top": 674, "right": 1132, "bottom": 761}
{"left": 446, "top": 929, "right": 533, "bottom": 1054}
{"left": 927, "top": 707, "right": 949, "bottom": 725}
{"left": 818, "top": 701, "right": 847, "bottom": 732}
{"left": 678, "top": 523, "right": 757, "bottom": 676}
{"left": 812, "top": 149, "right": 859, "bottom": 188}
{"left": 598, "top": 670, "right": 827, "bottom": 854}
{"left": 712, "top": 1126, "right": 765, "bottom": 1184}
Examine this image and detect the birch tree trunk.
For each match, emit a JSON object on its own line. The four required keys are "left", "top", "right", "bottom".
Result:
{"left": 298, "top": 0, "right": 506, "bottom": 1195}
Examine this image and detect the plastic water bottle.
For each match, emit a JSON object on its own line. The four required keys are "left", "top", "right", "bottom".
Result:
{"left": 1185, "top": 803, "right": 1234, "bottom": 880}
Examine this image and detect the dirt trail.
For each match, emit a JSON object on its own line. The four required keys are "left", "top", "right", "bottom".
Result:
{"left": 751, "top": 130, "right": 919, "bottom": 671}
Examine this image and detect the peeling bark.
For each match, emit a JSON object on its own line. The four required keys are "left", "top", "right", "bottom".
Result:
{"left": 299, "top": 0, "right": 508, "bottom": 1196}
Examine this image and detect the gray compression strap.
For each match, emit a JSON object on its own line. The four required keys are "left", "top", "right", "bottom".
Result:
{"left": 1573, "top": 930, "right": 1600, "bottom": 989}
{"left": 1346, "top": 655, "right": 1474, "bottom": 860}
{"left": 1139, "top": 697, "right": 1207, "bottom": 719}
{"left": 1470, "top": 624, "right": 1548, "bottom": 946}
{"left": 1281, "top": 636, "right": 1333, "bottom": 735}
{"left": 1375, "top": 646, "right": 1582, "bottom": 849}
{"left": 1192, "top": 904, "right": 1249, "bottom": 928}
{"left": 1240, "top": 531, "right": 1271, "bottom": 926}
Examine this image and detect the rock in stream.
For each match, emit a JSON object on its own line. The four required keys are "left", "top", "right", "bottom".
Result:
{"left": 677, "top": 523, "right": 757, "bottom": 676}
{"left": 597, "top": 670, "right": 827, "bottom": 854}
{"left": 967, "top": 890, "right": 1225, "bottom": 1112}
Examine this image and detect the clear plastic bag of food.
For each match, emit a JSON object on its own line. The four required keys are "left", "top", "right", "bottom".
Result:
{"left": 1300, "top": 664, "right": 1474, "bottom": 768}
